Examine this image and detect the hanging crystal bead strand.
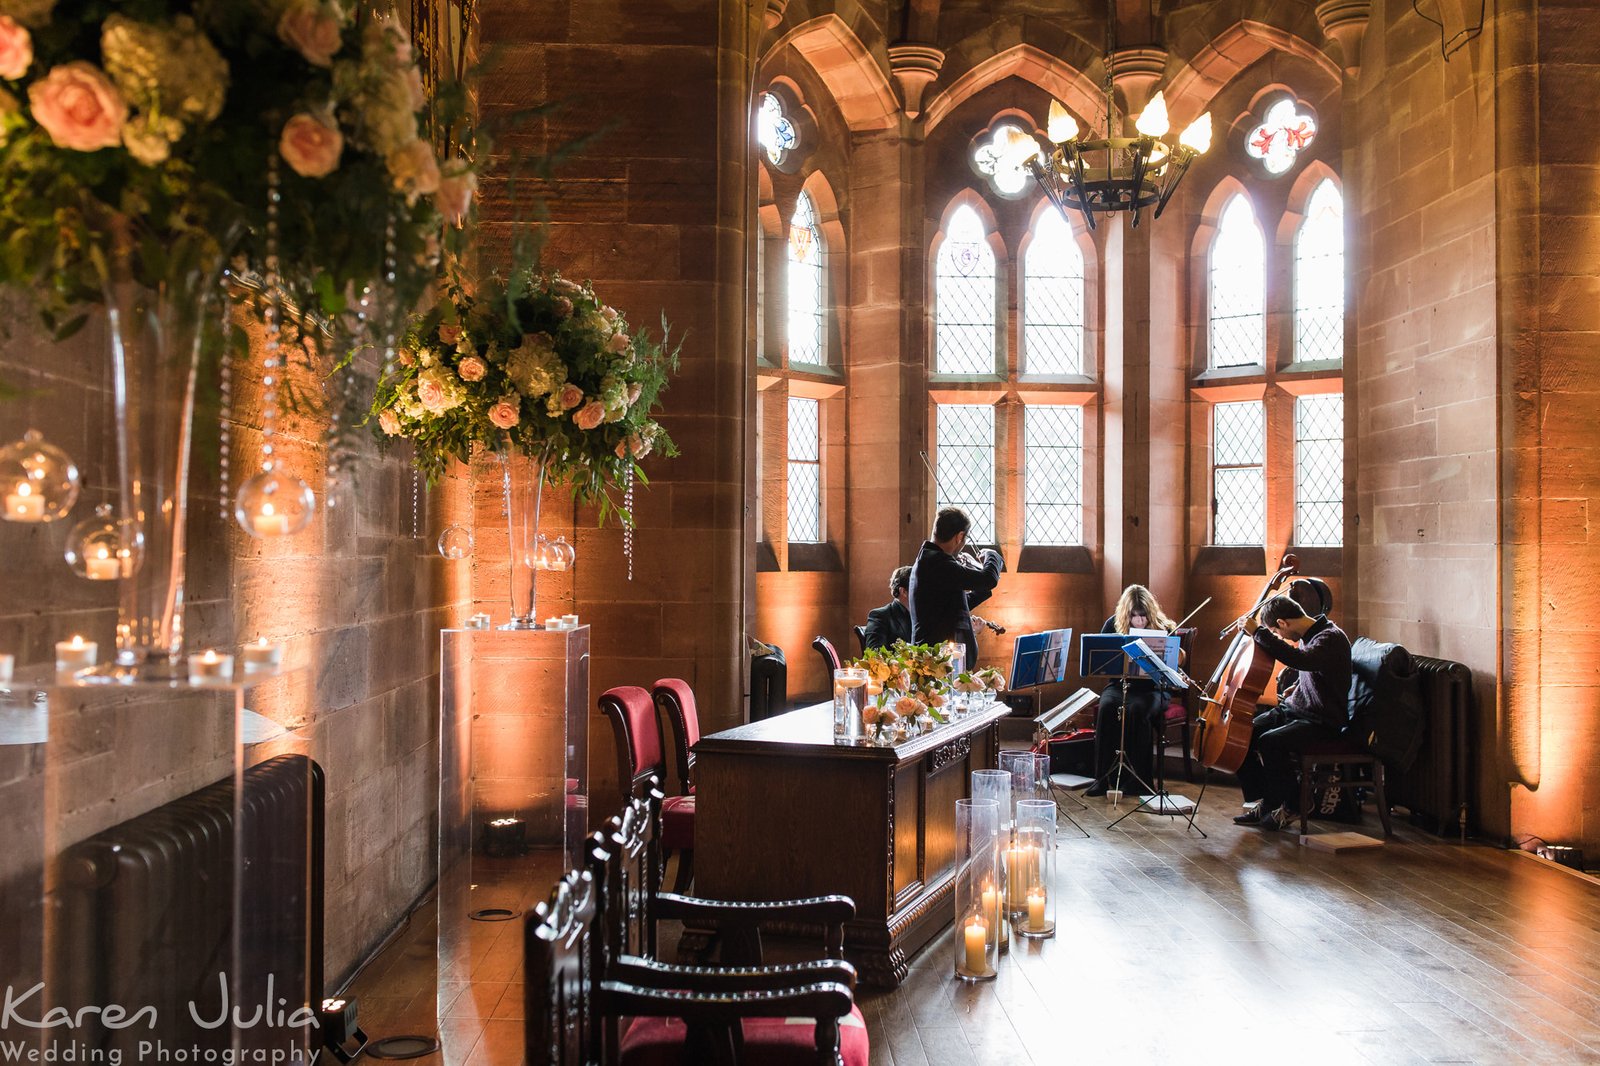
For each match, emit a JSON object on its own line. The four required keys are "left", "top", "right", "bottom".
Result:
{"left": 217, "top": 273, "right": 233, "bottom": 522}
{"left": 623, "top": 466, "right": 635, "bottom": 581}
{"left": 236, "top": 155, "right": 314, "bottom": 538}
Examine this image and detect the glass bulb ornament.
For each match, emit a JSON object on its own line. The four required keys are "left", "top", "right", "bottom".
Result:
{"left": 64, "top": 504, "right": 138, "bottom": 580}
{"left": 529, "top": 532, "right": 556, "bottom": 571}
{"left": 438, "top": 524, "right": 474, "bottom": 560}
{"left": 547, "top": 535, "right": 576, "bottom": 572}
{"left": 234, "top": 470, "right": 315, "bottom": 538}
{"left": 0, "top": 429, "right": 81, "bottom": 523}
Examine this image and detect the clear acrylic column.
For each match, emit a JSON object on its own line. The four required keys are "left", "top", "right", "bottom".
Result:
{"left": 953, "top": 797, "right": 1001, "bottom": 981}
{"left": 1014, "top": 798, "right": 1056, "bottom": 938}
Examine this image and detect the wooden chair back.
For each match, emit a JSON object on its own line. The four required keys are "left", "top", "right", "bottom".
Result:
{"left": 598, "top": 686, "right": 663, "bottom": 799}
{"left": 525, "top": 870, "right": 600, "bottom": 1066}
{"left": 813, "top": 635, "right": 842, "bottom": 677}
{"left": 651, "top": 679, "right": 700, "bottom": 794}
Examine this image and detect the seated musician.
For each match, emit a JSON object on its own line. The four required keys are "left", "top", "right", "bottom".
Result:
{"left": 1271, "top": 577, "right": 1334, "bottom": 705}
{"left": 909, "top": 508, "right": 1002, "bottom": 672}
{"left": 863, "top": 566, "right": 914, "bottom": 651}
{"left": 1087, "top": 585, "right": 1178, "bottom": 797}
{"left": 1233, "top": 593, "right": 1352, "bottom": 831}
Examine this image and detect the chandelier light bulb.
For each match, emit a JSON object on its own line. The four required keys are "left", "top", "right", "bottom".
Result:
{"left": 998, "top": 126, "right": 1043, "bottom": 170}
{"left": 1046, "top": 100, "right": 1079, "bottom": 143}
{"left": 1180, "top": 112, "right": 1214, "bottom": 153}
{"left": 1134, "top": 91, "right": 1171, "bottom": 138}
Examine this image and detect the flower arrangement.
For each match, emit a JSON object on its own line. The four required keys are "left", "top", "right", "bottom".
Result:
{"left": 850, "top": 640, "right": 970, "bottom": 741}
{"left": 370, "top": 265, "right": 678, "bottom": 521}
{"left": 0, "top": 0, "right": 472, "bottom": 343}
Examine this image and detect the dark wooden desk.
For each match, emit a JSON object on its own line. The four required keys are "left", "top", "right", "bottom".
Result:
{"left": 692, "top": 701, "right": 1006, "bottom": 988}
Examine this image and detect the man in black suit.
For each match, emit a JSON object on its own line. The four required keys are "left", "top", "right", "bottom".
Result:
{"left": 863, "top": 566, "right": 914, "bottom": 651}
{"left": 909, "top": 508, "right": 1002, "bottom": 671}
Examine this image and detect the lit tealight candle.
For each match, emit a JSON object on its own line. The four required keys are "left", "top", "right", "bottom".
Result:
{"left": 543, "top": 616, "right": 564, "bottom": 630}
{"left": 5, "top": 482, "right": 45, "bottom": 521}
{"left": 55, "top": 635, "right": 97, "bottom": 673}
{"left": 85, "top": 546, "right": 119, "bottom": 581}
{"left": 561, "top": 614, "right": 579, "bottom": 628}
{"left": 962, "top": 914, "right": 988, "bottom": 976}
{"left": 0, "top": 653, "right": 13, "bottom": 685}
{"left": 240, "top": 637, "right": 283, "bottom": 672}
{"left": 1026, "top": 886, "right": 1047, "bottom": 931}
{"left": 252, "top": 504, "right": 290, "bottom": 537}
{"left": 187, "top": 648, "right": 234, "bottom": 684}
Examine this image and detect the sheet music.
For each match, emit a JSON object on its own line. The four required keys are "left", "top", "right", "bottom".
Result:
{"left": 1129, "top": 628, "right": 1173, "bottom": 661}
{"left": 1122, "top": 638, "right": 1189, "bottom": 688}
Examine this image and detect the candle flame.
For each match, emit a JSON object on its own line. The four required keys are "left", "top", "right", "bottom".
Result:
{"left": 202, "top": 649, "right": 219, "bottom": 663}
{"left": 70, "top": 635, "right": 83, "bottom": 647}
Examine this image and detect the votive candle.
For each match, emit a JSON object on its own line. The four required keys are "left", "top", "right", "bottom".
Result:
{"left": 85, "top": 547, "right": 119, "bottom": 581}
{"left": 252, "top": 505, "right": 290, "bottom": 536}
{"left": 561, "top": 614, "right": 579, "bottom": 628}
{"left": 241, "top": 637, "right": 283, "bottom": 672}
{"left": 6, "top": 483, "right": 44, "bottom": 520}
{"left": 188, "top": 649, "right": 234, "bottom": 684}
{"left": 55, "top": 635, "right": 97, "bottom": 673}
{"left": 962, "top": 914, "right": 988, "bottom": 976}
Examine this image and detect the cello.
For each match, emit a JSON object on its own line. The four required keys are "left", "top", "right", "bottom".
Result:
{"left": 1192, "top": 552, "right": 1299, "bottom": 773}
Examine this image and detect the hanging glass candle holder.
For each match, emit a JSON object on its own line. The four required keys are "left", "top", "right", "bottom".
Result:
{"left": 0, "top": 429, "right": 81, "bottom": 523}
{"left": 438, "top": 524, "right": 473, "bottom": 559}
{"left": 64, "top": 504, "right": 137, "bottom": 580}
{"left": 547, "top": 535, "right": 576, "bottom": 572}
{"left": 235, "top": 469, "right": 315, "bottom": 538}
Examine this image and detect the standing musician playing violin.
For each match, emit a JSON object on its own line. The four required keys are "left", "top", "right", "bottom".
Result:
{"left": 1232, "top": 593, "right": 1352, "bottom": 831}
{"left": 909, "top": 507, "right": 1003, "bottom": 672}
{"left": 1087, "top": 585, "right": 1179, "bottom": 797}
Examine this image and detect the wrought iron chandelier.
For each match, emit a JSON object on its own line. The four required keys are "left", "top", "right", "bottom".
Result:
{"left": 1009, "top": 44, "right": 1213, "bottom": 231}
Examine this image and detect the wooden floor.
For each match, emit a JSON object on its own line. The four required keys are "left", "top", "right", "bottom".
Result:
{"left": 350, "top": 784, "right": 1600, "bottom": 1066}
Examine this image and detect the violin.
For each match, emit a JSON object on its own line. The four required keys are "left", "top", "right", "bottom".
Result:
{"left": 1193, "top": 552, "right": 1298, "bottom": 773}
{"left": 971, "top": 614, "right": 1006, "bottom": 635}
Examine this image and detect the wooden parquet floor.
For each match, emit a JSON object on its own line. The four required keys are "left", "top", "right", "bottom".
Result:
{"left": 349, "top": 783, "right": 1600, "bottom": 1065}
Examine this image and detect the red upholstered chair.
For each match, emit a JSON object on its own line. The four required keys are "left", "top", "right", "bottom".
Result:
{"left": 602, "top": 686, "right": 695, "bottom": 893}
{"left": 651, "top": 679, "right": 700, "bottom": 797}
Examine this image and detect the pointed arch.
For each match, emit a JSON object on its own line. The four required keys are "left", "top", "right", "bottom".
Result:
{"left": 1018, "top": 204, "right": 1088, "bottom": 377}
{"left": 1162, "top": 20, "right": 1340, "bottom": 124}
{"left": 1291, "top": 173, "right": 1344, "bottom": 364}
{"left": 765, "top": 14, "right": 897, "bottom": 132}
{"left": 1204, "top": 191, "right": 1265, "bottom": 371}
{"left": 931, "top": 192, "right": 1004, "bottom": 376}
{"left": 924, "top": 42, "right": 1103, "bottom": 135}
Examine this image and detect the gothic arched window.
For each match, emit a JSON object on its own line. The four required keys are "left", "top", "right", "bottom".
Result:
{"left": 1022, "top": 209, "right": 1085, "bottom": 375}
{"left": 787, "top": 192, "right": 825, "bottom": 365}
{"left": 934, "top": 204, "right": 997, "bottom": 375}
{"left": 1294, "top": 179, "right": 1344, "bottom": 363}
{"left": 757, "top": 91, "right": 797, "bottom": 167}
{"left": 1208, "top": 195, "right": 1264, "bottom": 369}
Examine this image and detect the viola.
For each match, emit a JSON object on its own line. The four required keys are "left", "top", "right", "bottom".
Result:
{"left": 1193, "top": 552, "right": 1299, "bottom": 773}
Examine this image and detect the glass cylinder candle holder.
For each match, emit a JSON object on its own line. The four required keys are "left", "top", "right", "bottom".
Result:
{"left": 1013, "top": 798, "right": 1056, "bottom": 938}
{"left": 833, "top": 666, "right": 868, "bottom": 741}
{"left": 1000, "top": 749, "right": 1052, "bottom": 816}
{"left": 971, "top": 769, "right": 1013, "bottom": 833}
{"left": 954, "top": 797, "right": 1001, "bottom": 981}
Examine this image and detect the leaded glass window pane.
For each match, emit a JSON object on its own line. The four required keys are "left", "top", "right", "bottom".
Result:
{"left": 1024, "top": 405, "right": 1083, "bottom": 545}
{"left": 1295, "top": 180, "right": 1344, "bottom": 363}
{"left": 1295, "top": 393, "right": 1344, "bottom": 547}
{"left": 1209, "top": 197, "right": 1264, "bottom": 369}
{"left": 934, "top": 205, "right": 998, "bottom": 375}
{"left": 757, "top": 92, "right": 797, "bottom": 166}
{"left": 1023, "top": 210, "right": 1084, "bottom": 376}
{"left": 935, "top": 403, "right": 995, "bottom": 544}
{"left": 786, "top": 396, "right": 821, "bottom": 543}
{"left": 1212, "top": 400, "right": 1264, "bottom": 545}
{"left": 787, "top": 192, "right": 825, "bottom": 365}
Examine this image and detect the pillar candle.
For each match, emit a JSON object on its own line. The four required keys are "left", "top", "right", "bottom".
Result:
{"left": 1027, "top": 886, "right": 1047, "bottom": 931}
{"left": 980, "top": 881, "right": 998, "bottom": 926}
{"left": 1005, "top": 844, "right": 1029, "bottom": 906}
{"left": 0, "top": 653, "right": 13, "bottom": 685}
{"left": 962, "top": 915, "right": 987, "bottom": 975}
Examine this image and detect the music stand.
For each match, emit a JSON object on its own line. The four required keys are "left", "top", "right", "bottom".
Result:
{"left": 1114, "top": 639, "right": 1208, "bottom": 836}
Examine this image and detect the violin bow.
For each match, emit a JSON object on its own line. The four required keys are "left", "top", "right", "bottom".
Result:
{"left": 1172, "top": 596, "right": 1212, "bottom": 633}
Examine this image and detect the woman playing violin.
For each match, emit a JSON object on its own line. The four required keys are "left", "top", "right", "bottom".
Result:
{"left": 1086, "top": 585, "right": 1179, "bottom": 797}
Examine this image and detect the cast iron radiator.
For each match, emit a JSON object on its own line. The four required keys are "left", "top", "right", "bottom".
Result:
{"left": 50, "top": 754, "right": 325, "bottom": 1056}
{"left": 1390, "top": 654, "right": 1474, "bottom": 837}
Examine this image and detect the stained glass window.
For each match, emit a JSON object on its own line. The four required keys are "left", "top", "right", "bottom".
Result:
{"left": 757, "top": 91, "right": 797, "bottom": 167}
{"left": 935, "top": 403, "right": 996, "bottom": 545}
{"left": 1024, "top": 405, "right": 1083, "bottom": 545}
{"left": 1295, "top": 180, "right": 1344, "bottom": 363}
{"left": 934, "top": 205, "right": 998, "bottom": 375}
{"left": 1212, "top": 400, "right": 1264, "bottom": 545}
{"left": 1245, "top": 98, "right": 1318, "bottom": 176}
{"left": 787, "top": 192, "right": 825, "bottom": 365}
{"left": 1295, "top": 394, "right": 1344, "bottom": 547}
{"left": 1022, "top": 210, "right": 1085, "bottom": 376}
{"left": 786, "top": 395, "right": 821, "bottom": 543}
{"left": 1209, "top": 196, "right": 1264, "bottom": 369}
{"left": 972, "top": 122, "right": 1035, "bottom": 197}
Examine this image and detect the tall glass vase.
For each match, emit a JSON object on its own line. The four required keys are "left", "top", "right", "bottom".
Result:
{"left": 498, "top": 451, "right": 547, "bottom": 629}
{"left": 104, "top": 272, "right": 226, "bottom": 676}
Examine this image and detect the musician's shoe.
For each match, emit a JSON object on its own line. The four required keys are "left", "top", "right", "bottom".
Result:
{"left": 1232, "top": 804, "right": 1265, "bottom": 827}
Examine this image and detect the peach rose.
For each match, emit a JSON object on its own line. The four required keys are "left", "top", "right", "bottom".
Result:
{"left": 0, "top": 16, "right": 33, "bottom": 81}
{"left": 397, "top": 349, "right": 416, "bottom": 367}
{"left": 28, "top": 62, "right": 125, "bottom": 152}
{"left": 416, "top": 375, "right": 447, "bottom": 412}
{"left": 278, "top": 3, "right": 343, "bottom": 67}
{"left": 626, "top": 382, "right": 643, "bottom": 407}
{"left": 457, "top": 355, "right": 487, "bottom": 382}
{"left": 434, "top": 162, "right": 477, "bottom": 224}
{"left": 437, "top": 324, "right": 462, "bottom": 344}
{"left": 280, "top": 112, "right": 342, "bottom": 178}
{"left": 552, "top": 296, "right": 573, "bottom": 318}
{"left": 572, "top": 400, "right": 605, "bottom": 431}
{"left": 389, "top": 138, "right": 439, "bottom": 198}
{"left": 600, "top": 305, "right": 618, "bottom": 324}
{"left": 627, "top": 432, "right": 653, "bottom": 460}
{"left": 378, "top": 409, "right": 401, "bottom": 435}
{"left": 607, "top": 331, "right": 630, "bottom": 354}
{"left": 614, "top": 440, "right": 629, "bottom": 459}
{"left": 557, "top": 383, "right": 584, "bottom": 411}
{"left": 488, "top": 399, "right": 520, "bottom": 430}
